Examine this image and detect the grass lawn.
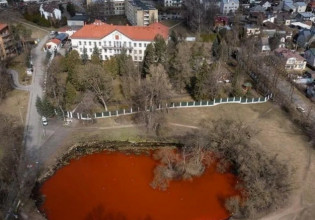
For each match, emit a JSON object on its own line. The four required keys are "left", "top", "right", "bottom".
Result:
{"left": 0, "top": 90, "right": 29, "bottom": 126}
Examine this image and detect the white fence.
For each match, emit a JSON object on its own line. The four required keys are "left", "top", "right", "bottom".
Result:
{"left": 68, "top": 95, "right": 272, "bottom": 120}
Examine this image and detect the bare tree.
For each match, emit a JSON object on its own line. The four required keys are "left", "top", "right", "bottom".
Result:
{"left": 78, "top": 63, "right": 113, "bottom": 111}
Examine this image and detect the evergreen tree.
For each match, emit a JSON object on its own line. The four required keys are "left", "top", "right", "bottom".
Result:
{"left": 65, "top": 82, "right": 77, "bottom": 110}
{"left": 35, "top": 96, "right": 55, "bottom": 117}
{"left": 142, "top": 43, "right": 155, "bottom": 76}
{"left": 91, "top": 45, "right": 101, "bottom": 64}
{"left": 81, "top": 47, "right": 88, "bottom": 64}
{"left": 212, "top": 37, "right": 220, "bottom": 58}
{"left": 154, "top": 35, "right": 167, "bottom": 64}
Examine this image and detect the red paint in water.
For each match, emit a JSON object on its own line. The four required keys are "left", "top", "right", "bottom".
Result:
{"left": 41, "top": 152, "right": 239, "bottom": 220}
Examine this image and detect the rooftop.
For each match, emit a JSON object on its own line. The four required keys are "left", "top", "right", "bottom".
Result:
{"left": 68, "top": 14, "right": 89, "bottom": 21}
{"left": 48, "top": 38, "right": 61, "bottom": 45}
{"left": 299, "top": 12, "right": 315, "bottom": 18}
{"left": 71, "top": 21, "right": 169, "bottom": 41}
{"left": 128, "top": 0, "right": 156, "bottom": 10}
{"left": 0, "top": 23, "right": 7, "bottom": 32}
{"left": 275, "top": 48, "right": 305, "bottom": 61}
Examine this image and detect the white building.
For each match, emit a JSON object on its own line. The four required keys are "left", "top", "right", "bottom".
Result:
{"left": 220, "top": 0, "right": 239, "bottom": 14}
{"left": 275, "top": 48, "right": 306, "bottom": 70}
{"left": 70, "top": 20, "right": 169, "bottom": 62}
{"left": 294, "top": 2, "right": 307, "bottom": 13}
{"left": 45, "top": 38, "right": 61, "bottom": 52}
{"left": 163, "top": 0, "right": 182, "bottom": 7}
{"left": 39, "top": 3, "right": 62, "bottom": 20}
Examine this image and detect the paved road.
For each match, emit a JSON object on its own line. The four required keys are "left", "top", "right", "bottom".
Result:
{"left": 8, "top": 69, "right": 30, "bottom": 91}
{"left": 24, "top": 35, "right": 49, "bottom": 156}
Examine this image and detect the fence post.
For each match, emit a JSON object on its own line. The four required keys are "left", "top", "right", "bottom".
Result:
{"left": 246, "top": 98, "right": 248, "bottom": 103}
{"left": 180, "top": 102, "right": 181, "bottom": 107}
{"left": 264, "top": 97, "right": 267, "bottom": 102}
{"left": 109, "top": 111, "right": 111, "bottom": 117}
{"left": 173, "top": 103, "right": 175, "bottom": 108}
{"left": 77, "top": 113, "right": 80, "bottom": 119}
{"left": 206, "top": 101, "right": 209, "bottom": 105}
{"left": 193, "top": 101, "right": 195, "bottom": 106}
{"left": 94, "top": 113, "right": 97, "bottom": 118}
{"left": 131, "top": 108, "right": 133, "bottom": 113}
{"left": 123, "top": 109, "right": 125, "bottom": 115}
{"left": 159, "top": 104, "right": 161, "bottom": 109}
{"left": 214, "top": 99, "right": 216, "bottom": 104}
{"left": 220, "top": 98, "right": 222, "bottom": 103}
{"left": 116, "top": 110, "right": 119, "bottom": 116}
{"left": 70, "top": 112, "right": 73, "bottom": 118}
{"left": 239, "top": 97, "right": 241, "bottom": 103}
{"left": 233, "top": 97, "right": 235, "bottom": 102}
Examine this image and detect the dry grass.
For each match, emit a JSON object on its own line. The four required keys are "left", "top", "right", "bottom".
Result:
{"left": 9, "top": 52, "right": 32, "bottom": 85}
{"left": 0, "top": 90, "right": 29, "bottom": 126}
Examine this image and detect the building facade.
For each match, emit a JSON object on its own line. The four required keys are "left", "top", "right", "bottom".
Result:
{"left": 125, "top": 0, "right": 158, "bottom": 26}
{"left": 104, "top": 0, "right": 125, "bottom": 15}
{"left": 220, "top": 0, "right": 239, "bottom": 14}
{"left": 70, "top": 20, "right": 168, "bottom": 62}
{"left": 0, "top": 23, "right": 14, "bottom": 61}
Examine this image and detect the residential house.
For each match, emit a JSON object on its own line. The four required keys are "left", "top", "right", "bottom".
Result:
{"left": 260, "top": 0, "right": 271, "bottom": 10}
{"left": 45, "top": 38, "right": 61, "bottom": 52}
{"left": 0, "top": 23, "right": 14, "bottom": 60}
{"left": 70, "top": 20, "right": 169, "bottom": 62}
{"left": 296, "top": 12, "right": 315, "bottom": 22}
{"left": 220, "top": 0, "right": 239, "bottom": 14}
{"left": 275, "top": 47, "right": 306, "bottom": 70}
{"left": 39, "top": 3, "right": 61, "bottom": 20}
{"left": 293, "top": 2, "right": 306, "bottom": 13}
{"left": 283, "top": 0, "right": 296, "bottom": 13}
{"left": 304, "top": 48, "right": 315, "bottom": 67}
{"left": 125, "top": 0, "right": 158, "bottom": 26}
{"left": 245, "top": 24, "right": 261, "bottom": 36}
{"left": 296, "top": 27, "right": 315, "bottom": 48}
{"left": 214, "top": 16, "right": 229, "bottom": 28}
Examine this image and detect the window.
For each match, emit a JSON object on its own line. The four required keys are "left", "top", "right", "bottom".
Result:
{"left": 99, "top": 49, "right": 102, "bottom": 53}
{"left": 105, "top": 55, "right": 109, "bottom": 60}
{"left": 139, "top": 56, "right": 142, "bottom": 60}
{"left": 134, "top": 43, "right": 136, "bottom": 47}
{"left": 89, "top": 41, "right": 91, "bottom": 46}
{"left": 134, "top": 50, "right": 137, "bottom": 54}
{"left": 139, "top": 50, "right": 142, "bottom": 54}
{"left": 144, "top": 43, "right": 147, "bottom": 47}
{"left": 109, "top": 49, "right": 112, "bottom": 53}
{"left": 84, "top": 41, "right": 86, "bottom": 45}
{"left": 129, "top": 42, "right": 132, "bottom": 47}
{"left": 89, "top": 48, "right": 92, "bottom": 52}
{"left": 134, "top": 56, "right": 138, "bottom": 61}
{"left": 139, "top": 43, "right": 142, "bottom": 47}
{"left": 109, "top": 41, "right": 112, "bottom": 46}
{"left": 80, "top": 48, "right": 82, "bottom": 52}
{"left": 79, "top": 41, "right": 82, "bottom": 45}
{"left": 104, "top": 41, "right": 106, "bottom": 46}
{"left": 99, "top": 42, "right": 101, "bottom": 46}
{"left": 94, "top": 42, "right": 96, "bottom": 46}
{"left": 104, "top": 49, "right": 107, "bottom": 52}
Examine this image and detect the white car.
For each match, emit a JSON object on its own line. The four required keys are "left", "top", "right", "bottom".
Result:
{"left": 42, "top": 116, "right": 48, "bottom": 126}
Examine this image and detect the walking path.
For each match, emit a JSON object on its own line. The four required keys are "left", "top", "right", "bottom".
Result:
{"left": 8, "top": 69, "right": 30, "bottom": 91}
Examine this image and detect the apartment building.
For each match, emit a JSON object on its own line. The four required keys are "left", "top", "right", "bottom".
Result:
{"left": 0, "top": 23, "right": 14, "bottom": 61}
{"left": 70, "top": 20, "right": 168, "bottom": 62}
{"left": 125, "top": 0, "right": 158, "bottom": 26}
{"left": 104, "top": 0, "right": 125, "bottom": 16}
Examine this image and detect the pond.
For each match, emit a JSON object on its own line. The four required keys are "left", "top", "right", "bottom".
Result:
{"left": 41, "top": 151, "right": 239, "bottom": 220}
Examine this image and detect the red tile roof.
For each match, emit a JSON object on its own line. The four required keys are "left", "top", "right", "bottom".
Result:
{"left": 47, "top": 38, "right": 61, "bottom": 45}
{"left": 0, "top": 23, "right": 8, "bottom": 32}
{"left": 71, "top": 21, "right": 169, "bottom": 41}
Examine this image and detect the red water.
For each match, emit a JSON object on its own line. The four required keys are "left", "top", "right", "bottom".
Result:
{"left": 41, "top": 152, "right": 239, "bottom": 220}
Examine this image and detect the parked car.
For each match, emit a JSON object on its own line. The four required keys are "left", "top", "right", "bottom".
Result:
{"left": 42, "top": 116, "right": 48, "bottom": 126}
